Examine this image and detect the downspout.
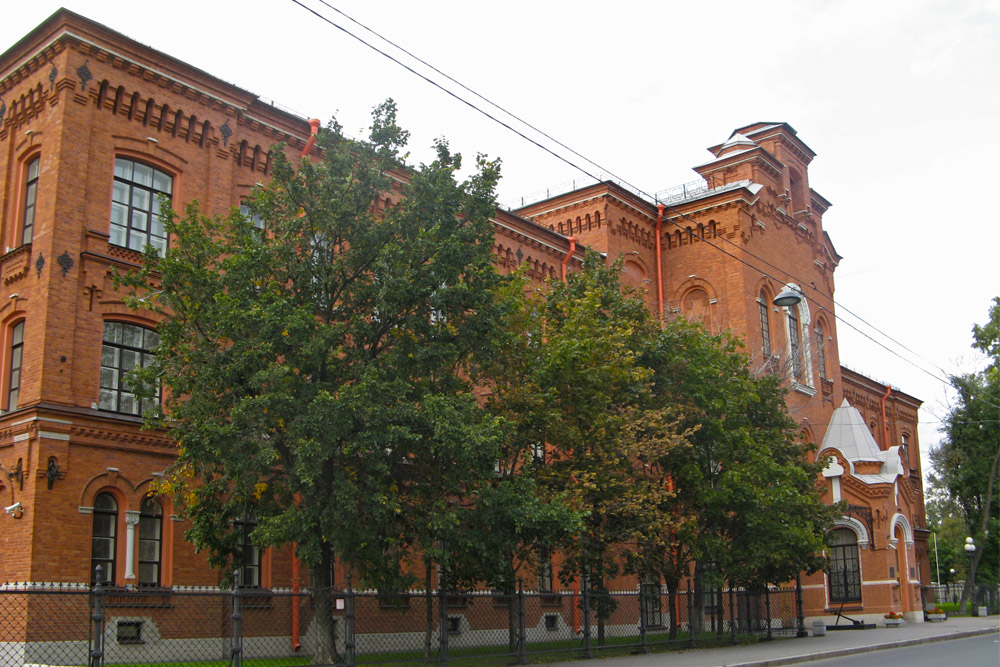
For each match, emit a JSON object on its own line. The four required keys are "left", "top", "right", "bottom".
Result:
{"left": 301, "top": 118, "right": 321, "bottom": 158}
{"left": 561, "top": 236, "right": 578, "bottom": 284}
{"left": 656, "top": 205, "right": 665, "bottom": 322}
{"left": 880, "top": 384, "right": 892, "bottom": 450}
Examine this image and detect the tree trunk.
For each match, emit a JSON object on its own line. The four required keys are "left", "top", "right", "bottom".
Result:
{"left": 958, "top": 439, "right": 999, "bottom": 614}
{"left": 310, "top": 550, "right": 340, "bottom": 665}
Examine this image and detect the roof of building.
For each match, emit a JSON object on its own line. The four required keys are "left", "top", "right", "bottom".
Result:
{"left": 819, "top": 399, "right": 904, "bottom": 484}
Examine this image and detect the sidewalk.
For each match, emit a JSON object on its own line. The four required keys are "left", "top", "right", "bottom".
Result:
{"left": 554, "top": 615, "right": 1000, "bottom": 667}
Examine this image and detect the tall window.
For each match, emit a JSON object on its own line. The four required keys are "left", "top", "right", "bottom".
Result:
{"left": 100, "top": 322, "right": 159, "bottom": 415}
{"left": 91, "top": 493, "right": 118, "bottom": 584}
{"left": 758, "top": 291, "right": 772, "bottom": 357}
{"left": 901, "top": 434, "right": 910, "bottom": 470}
{"left": 787, "top": 308, "right": 803, "bottom": 380}
{"left": 235, "top": 516, "right": 260, "bottom": 588}
{"left": 111, "top": 157, "right": 172, "bottom": 256}
{"left": 239, "top": 202, "right": 265, "bottom": 231}
{"left": 22, "top": 157, "right": 39, "bottom": 245}
{"left": 828, "top": 528, "right": 861, "bottom": 603}
{"left": 815, "top": 323, "right": 827, "bottom": 380}
{"left": 8, "top": 321, "right": 24, "bottom": 411}
{"left": 538, "top": 556, "right": 553, "bottom": 593}
{"left": 138, "top": 497, "right": 163, "bottom": 587}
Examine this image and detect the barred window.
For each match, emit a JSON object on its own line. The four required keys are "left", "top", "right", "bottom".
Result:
{"left": 110, "top": 157, "right": 172, "bottom": 256}
{"left": 828, "top": 528, "right": 861, "bottom": 603}
{"left": 100, "top": 322, "right": 159, "bottom": 415}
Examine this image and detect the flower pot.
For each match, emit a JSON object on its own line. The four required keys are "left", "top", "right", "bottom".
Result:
{"left": 926, "top": 613, "right": 946, "bottom": 622}
{"left": 884, "top": 618, "right": 903, "bottom": 627}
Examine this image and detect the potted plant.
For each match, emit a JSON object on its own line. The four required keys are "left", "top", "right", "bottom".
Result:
{"left": 926, "top": 606, "right": 947, "bottom": 622}
{"left": 884, "top": 611, "right": 904, "bottom": 627}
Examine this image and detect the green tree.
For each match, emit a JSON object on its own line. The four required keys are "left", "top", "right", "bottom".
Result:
{"left": 930, "top": 297, "right": 1000, "bottom": 612}
{"left": 124, "top": 102, "right": 508, "bottom": 663}
{"left": 642, "top": 318, "right": 834, "bottom": 631}
{"left": 528, "top": 253, "right": 688, "bottom": 645}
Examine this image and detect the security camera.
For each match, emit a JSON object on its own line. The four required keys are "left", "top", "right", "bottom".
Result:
{"left": 4, "top": 502, "right": 21, "bottom": 514}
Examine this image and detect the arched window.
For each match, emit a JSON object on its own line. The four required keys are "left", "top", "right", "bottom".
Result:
{"left": 8, "top": 321, "right": 24, "bottom": 411}
{"left": 22, "top": 156, "right": 39, "bottom": 245}
{"left": 828, "top": 528, "right": 861, "bottom": 603}
{"left": 92, "top": 492, "right": 118, "bottom": 584}
{"left": 815, "top": 322, "right": 828, "bottom": 380}
{"left": 100, "top": 321, "right": 159, "bottom": 415}
{"left": 111, "top": 157, "right": 172, "bottom": 256}
{"left": 758, "top": 290, "right": 771, "bottom": 358}
{"left": 787, "top": 306, "right": 803, "bottom": 380}
{"left": 138, "top": 497, "right": 163, "bottom": 587}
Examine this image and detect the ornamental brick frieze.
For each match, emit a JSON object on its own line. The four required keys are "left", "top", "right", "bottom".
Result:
{"left": 1, "top": 246, "right": 31, "bottom": 286}
{"left": 71, "top": 425, "right": 173, "bottom": 451}
{"left": 0, "top": 41, "right": 65, "bottom": 95}
{"left": 0, "top": 82, "right": 49, "bottom": 133}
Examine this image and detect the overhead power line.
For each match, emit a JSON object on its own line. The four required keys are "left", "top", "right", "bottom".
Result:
{"left": 288, "top": 0, "right": 955, "bottom": 393}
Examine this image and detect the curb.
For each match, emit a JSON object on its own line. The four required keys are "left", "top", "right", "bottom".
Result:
{"left": 724, "top": 627, "right": 1000, "bottom": 667}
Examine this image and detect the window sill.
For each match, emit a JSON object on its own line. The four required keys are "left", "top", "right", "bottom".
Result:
{"left": 791, "top": 382, "right": 816, "bottom": 397}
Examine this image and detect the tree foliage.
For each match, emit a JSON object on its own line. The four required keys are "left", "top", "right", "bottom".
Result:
{"left": 930, "top": 296, "right": 1000, "bottom": 588}
{"left": 641, "top": 318, "right": 834, "bottom": 595}
{"left": 122, "top": 102, "right": 510, "bottom": 660}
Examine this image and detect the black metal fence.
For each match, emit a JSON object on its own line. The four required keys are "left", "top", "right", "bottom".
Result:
{"left": 0, "top": 576, "right": 806, "bottom": 667}
{"left": 924, "top": 583, "right": 1000, "bottom": 614}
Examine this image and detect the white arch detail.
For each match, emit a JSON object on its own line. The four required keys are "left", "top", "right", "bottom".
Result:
{"left": 888, "top": 512, "right": 914, "bottom": 547}
{"left": 832, "top": 516, "right": 870, "bottom": 550}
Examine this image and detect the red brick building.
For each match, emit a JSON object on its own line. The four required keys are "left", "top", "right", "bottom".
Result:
{"left": 0, "top": 8, "right": 927, "bottom": 632}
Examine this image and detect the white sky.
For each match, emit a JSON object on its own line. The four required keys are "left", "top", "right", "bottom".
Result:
{"left": 3, "top": 1, "right": 998, "bottom": 484}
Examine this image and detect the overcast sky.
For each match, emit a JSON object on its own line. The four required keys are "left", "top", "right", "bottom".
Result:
{"left": 3, "top": 1, "right": 998, "bottom": 482}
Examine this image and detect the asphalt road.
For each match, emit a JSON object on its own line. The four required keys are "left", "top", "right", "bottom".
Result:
{"left": 806, "top": 633, "right": 1000, "bottom": 666}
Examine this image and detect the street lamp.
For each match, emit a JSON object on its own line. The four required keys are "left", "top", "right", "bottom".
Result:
{"left": 773, "top": 284, "right": 803, "bottom": 307}
{"left": 964, "top": 537, "right": 976, "bottom": 610}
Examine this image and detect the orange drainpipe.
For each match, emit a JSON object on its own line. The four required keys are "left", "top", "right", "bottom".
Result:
{"left": 301, "top": 118, "right": 321, "bottom": 158}
{"left": 291, "top": 543, "right": 301, "bottom": 651}
{"left": 880, "top": 385, "right": 892, "bottom": 450}
{"left": 561, "top": 236, "right": 578, "bottom": 283}
{"left": 656, "top": 205, "right": 665, "bottom": 321}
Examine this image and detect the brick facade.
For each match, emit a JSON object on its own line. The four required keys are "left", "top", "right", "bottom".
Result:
{"left": 0, "top": 8, "right": 926, "bottom": 632}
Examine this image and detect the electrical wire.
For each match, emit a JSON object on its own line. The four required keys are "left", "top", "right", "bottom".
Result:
{"left": 289, "top": 0, "right": 959, "bottom": 393}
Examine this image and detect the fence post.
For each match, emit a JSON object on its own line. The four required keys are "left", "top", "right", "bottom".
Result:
{"left": 686, "top": 580, "right": 695, "bottom": 648}
{"left": 795, "top": 574, "right": 807, "bottom": 637}
{"left": 636, "top": 582, "right": 648, "bottom": 654}
{"left": 582, "top": 573, "right": 592, "bottom": 659}
{"left": 345, "top": 574, "right": 356, "bottom": 667}
{"left": 231, "top": 569, "right": 243, "bottom": 667}
{"left": 438, "top": 566, "right": 449, "bottom": 666}
{"left": 517, "top": 578, "right": 527, "bottom": 665}
{"left": 89, "top": 565, "right": 106, "bottom": 667}
{"left": 765, "top": 586, "right": 772, "bottom": 641}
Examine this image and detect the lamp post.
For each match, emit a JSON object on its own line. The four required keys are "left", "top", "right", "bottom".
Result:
{"left": 964, "top": 537, "right": 976, "bottom": 614}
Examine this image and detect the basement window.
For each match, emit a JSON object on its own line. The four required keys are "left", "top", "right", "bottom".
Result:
{"left": 116, "top": 620, "right": 143, "bottom": 645}
{"left": 544, "top": 614, "right": 559, "bottom": 631}
{"left": 446, "top": 616, "right": 462, "bottom": 635}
